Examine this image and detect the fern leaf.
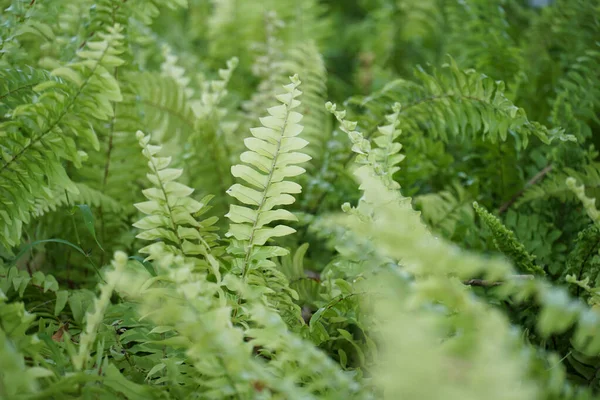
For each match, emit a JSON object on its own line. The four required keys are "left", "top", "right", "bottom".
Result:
{"left": 133, "top": 131, "right": 221, "bottom": 276}
{"left": 226, "top": 74, "right": 310, "bottom": 264}
{"left": 0, "top": 67, "right": 52, "bottom": 116}
{"left": 226, "top": 75, "right": 310, "bottom": 326}
{"left": 346, "top": 57, "right": 560, "bottom": 149}
{"left": 0, "top": 25, "right": 125, "bottom": 249}
{"left": 473, "top": 202, "right": 545, "bottom": 276}
{"left": 567, "top": 177, "right": 600, "bottom": 227}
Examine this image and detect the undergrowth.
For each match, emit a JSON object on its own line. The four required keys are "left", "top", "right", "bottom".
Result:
{"left": 1, "top": 0, "right": 600, "bottom": 398}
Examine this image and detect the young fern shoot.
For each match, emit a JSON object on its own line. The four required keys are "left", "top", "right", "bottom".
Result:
{"left": 226, "top": 74, "right": 310, "bottom": 277}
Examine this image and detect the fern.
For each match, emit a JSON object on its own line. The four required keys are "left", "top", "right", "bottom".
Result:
{"left": 415, "top": 182, "right": 476, "bottom": 239}
{"left": 347, "top": 57, "right": 561, "bottom": 148}
{"left": 226, "top": 74, "right": 310, "bottom": 325}
{"left": 550, "top": 44, "right": 600, "bottom": 141}
{"left": 133, "top": 131, "right": 221, "bottom": 276}
{"left": 473, "top": 201, "right": 545, "bottom": 276}
{"left": 0, "top": 25, "right": 124, "bottom": 249}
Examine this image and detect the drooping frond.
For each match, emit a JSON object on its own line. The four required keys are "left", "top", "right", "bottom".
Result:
{"left": 131, "top": 72, "right": 196, "bottom": 145}
{"left": 515, "top": 163, "right": 600, "bottom": 207}
{"left": 0, "top": 25, "right": 125, "bottom": 249}
{"left": 31, "top": 183, "right": 123, "bottom": 218}
{"left": 346, "top": 57, "right": 562, "bottom": 149}
{"left": 415, "top": 182, "right": 476, "bottom": 239}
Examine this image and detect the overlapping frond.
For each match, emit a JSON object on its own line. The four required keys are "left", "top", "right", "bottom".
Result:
{"left": 0, "top": 25, "right": 125, "bottom": 249}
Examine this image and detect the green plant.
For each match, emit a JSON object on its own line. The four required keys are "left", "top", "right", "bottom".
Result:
{"left": 2, "top": 0, "right": 600, "bottom": 398}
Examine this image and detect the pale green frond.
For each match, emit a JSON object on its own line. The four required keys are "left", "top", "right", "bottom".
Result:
{"left": 133, "top": 131, "right": 221, "bottom": 276}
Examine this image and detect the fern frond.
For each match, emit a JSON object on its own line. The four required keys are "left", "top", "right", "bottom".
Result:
{"left": 131, "top": 72, "right": 196, "bottom": 145}
{"left": 516, "top": 163, "right": 600, "bottom": 207}
{"left": 133, "top": 131, "right": 221, "bottom": 275}
{"left": 550, "top": 45, "right": 600, "bottom": 141}
{"left": 280, "top": 42, "right": 329, "bottom": 167}
{"left": 0, "top": 291, "right": 43, "bottom": 397}
{"left": 31, "top": 183, "right": 123, "bottom": 218}
{"left": 347, "top": 57, "right": 560, "bottom": 149}
{"left": 327, "top": 101, "right": 407, "bottom": 193}
{"left": 0, "top": 67, "right": 52, "bottom": 116}
{"left": 73, "top": 250, "right": 127, "bottom": 370}
{"left": 473, "top": 202, "right": 545, "bottom": 276}
{"left": 416, "top": 182, "right": 476, "bottom": 239}
{"left": 185, "top": 57, "right": 238, "bottom": 216}
{"left": 444, "top": 0, "right": 524, "bottom": 84}
{"left": 226, "top": 75, "right": 310, "bottom": 267}
{"left": 0, "top": 24, "right": 125, "bottom": 249}
{"left": 564, "top": 225, "right": 600, "bottom": 297}
{"left": 567, "top": 177, "right": 600, "bottom": 228}
{"left": 226, "top": 75, "right": 310, "bottom": 324}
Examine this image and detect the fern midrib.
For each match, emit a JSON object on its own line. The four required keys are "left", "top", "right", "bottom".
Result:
{"left": 0, "top": 43, "right": 110, "bottom": 176}
{"left": 240, "top": 104, "right": 293, "bottom": 280}
{"left": 0, "top": 81, "right": 40, "bottom": 101}
{"left": 144, "top": 144, "right": 183, "bottom": 249}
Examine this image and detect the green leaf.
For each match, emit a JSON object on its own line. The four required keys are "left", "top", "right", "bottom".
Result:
{"left": 74, "top": 204, "right": 104, "bottom": 251}
{"left": 55, "top": 291, "right": 69, "bottom": 315}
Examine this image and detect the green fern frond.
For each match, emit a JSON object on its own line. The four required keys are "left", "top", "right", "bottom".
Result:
{"left": 73, "top": 250, "right": 127, "bottom": 370}
{"left": 416, "top": 182, "right": 476, "bottom": 239}
{"left": 226, "top": 74, "right": 310, "bottom": 267}
{"left": 0, "top": 291, "right": 44, "bottom": 397}
{"left": 131, "top": 72, "right": 196, "bottom": 145}
{"left": 0, "top": 67, "right": 52, "bottom": 116}
{"left": 473, "top": 202, "right": 545, "bottom": 276}
{"left": 31, "top": 183, "right": 123, "bottom": 218}
{"left": 74, "top": 79, "right": 148, "bottom": 215}
{"left": 550, "top": 45, "right": 600, "bottom": 141}
{"left": 347, "top": 57, "right": 560, "bottom": 149}
{"left": 327, "top": 101, "right": 407, "bottom": 192}
{"left": 564, "top": 225, "right": 600, "bottom": 297}
{"left": 226, "top": 75, "right": 310, "bottom": 324}
{"left": 567, "top": 177, "right": 600, "bottom": 228}
{"left": 516, "top": 163, "right": 600, "bottom": 207}
{"left": 0, "top": 24, "right": 125, "bottom": 249}
{"left": 185, "top": 57, "right": 238, "bottom": 215}
{"left": 133, "top": 131, "right": 221, "bottom": 276}
{"left": 281, "top": 42, "right": 329, "bottom": 167}
{"left": 444, "top": 0, "right": 524, "bottom": 84}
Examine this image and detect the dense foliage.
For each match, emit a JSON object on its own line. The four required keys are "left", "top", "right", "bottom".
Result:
{"left": 1, "top": 0, "right": 600, "bottom": 398}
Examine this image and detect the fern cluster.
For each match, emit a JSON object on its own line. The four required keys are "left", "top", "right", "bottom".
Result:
{"left": 2, "top": 0, "right": 600, "bottom": 398}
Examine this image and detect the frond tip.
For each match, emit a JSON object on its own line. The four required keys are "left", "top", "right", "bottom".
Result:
{"left": 226, "top": 74, "right": 311, "bottom": 249}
